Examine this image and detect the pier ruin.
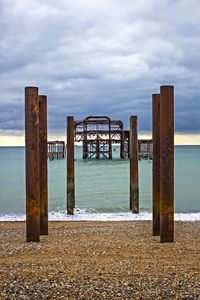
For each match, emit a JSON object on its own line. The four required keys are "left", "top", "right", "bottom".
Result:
{"left": 74, "top": 116, "right": 152, "bottom": 160}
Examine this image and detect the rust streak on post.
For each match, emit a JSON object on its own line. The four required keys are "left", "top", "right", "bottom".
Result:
{"left": 39, "top": 95, "right": 48, "bottom": 235}
{"left": 67, "top": 116, "right": 75, "bottom": 214}
{"left": 25, "top": 87, "right": 40, "bottom": 242}
{"left": 130, "top": 116, "right": 139, "bottom": 213}
{"left": 160, "top": 85, "right": 174, "bottom": 243}
{"left": 152, "top": 94, "right": 160, "bottom": 236}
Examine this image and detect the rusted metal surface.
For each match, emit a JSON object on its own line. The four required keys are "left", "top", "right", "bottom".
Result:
{"left": 74, "top": 116, "right": 152, "bottom": 160}
{"left": 25, "top": 87, "right": 40, "bottom": 242}
{"left": 67, "top": 116, "right": 75, "bottom": 214}
{"left": 130, "top": 116, "right": 139, "bottom": 213}
{"left": 48, "top": 140, "right": 65, "bottom": 160}
{"left": 39, "top": 95, "right": 48, "bottom": 235}
{"left": 75, "top": 116, "right": 125, "bottom": 159}
{"left": 152, "top": 94, "right": 160, "bottom": 236}
{"left": 120, "top": 127, "right": 125, "bottom": 159}
{"left": 160, "top": 85, "right": 174, "bottom": 243}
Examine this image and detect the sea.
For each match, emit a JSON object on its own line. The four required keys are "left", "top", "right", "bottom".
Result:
{"left": 0, "top": 146, "right": 199, "bottom": 221}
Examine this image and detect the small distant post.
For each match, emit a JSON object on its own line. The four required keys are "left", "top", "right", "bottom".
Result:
{"left": 83, "top": 122, "right": 88, "bottom": 159}
{"left": 96, "top": 136, "right": 100, "bottom": 159}
{"left": 39, "top": 95, "right": 48, "bottom": 235}
{"left": 160, "top": 85, "right": 174, "bottom": 242}
{"left": 130, "top": 116, "right": 139, "bottom": 213}
{"left": 25, "top": 87, "right": 40, "bottom": 242}
{"left": 67, "top": 116, "right": 75, "bottom": 214}
{"left": 83, "top": 139, "right": 88, "bottom": 159}
{"left": 108, "top": 122, "right": 112, "bottom": 159}
{"left": 120, "top": 129, "right": 125, "bottom": 159}
{"left": 152, "top": 94, "right": 160, "bottom": 236}
{"left": 63, "top": 142, "right": 65, "bottom": 158}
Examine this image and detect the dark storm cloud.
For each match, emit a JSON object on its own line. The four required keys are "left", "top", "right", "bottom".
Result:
{"left": 0, "top": 0, "right": 200, "bottom": 136}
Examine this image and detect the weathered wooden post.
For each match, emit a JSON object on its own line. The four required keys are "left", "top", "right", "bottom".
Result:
{"left": 152, "top": 94, "right": 160, "bottom": 236}
{"left": 67, "top": 116, "right": 75, "bottom": 214}
{"left": 130, "top": 116, "right": 139, "bottom": 213}
{"left": 160, "top": 85, "right": 174, "bottom": 242}
{"left": 39, "top": 95, "right": 48, "bottom": 235}
{"left": 25, "top": 87, "right": 40, "bottom": 242}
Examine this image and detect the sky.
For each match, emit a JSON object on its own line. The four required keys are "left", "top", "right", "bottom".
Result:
{"left": 0, "top": 0, "right": 200, "bottom": 145}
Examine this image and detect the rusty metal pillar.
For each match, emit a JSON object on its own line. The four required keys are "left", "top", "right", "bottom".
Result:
{"left": 83, "top": 140, "right": 88, "bottom": 159}
{"left": 120, "top": 129, "right": 125, "bottom": 159}
{"left": 160, "top": 85, "right": 174, "bottom": 243}
{"left": 128, "top": 134, "right": 130, "bottom": 159}
{"left": 39, "top": 95, "right": 48, "bottom": 235}
{"left": 67, "top": 116, "right": 75, "bottom": 214}
{"left": 108, "top": 121, "right": 112, "bottom": 159}
{"left": 83, "top": 122, "right": 88, "bottom": 159}
{"left": 96, "top": 136, "right": 100, "bottom": 159}
{"left": 63, "top": 142, "right": 65, "bottom": 158}
{"left": 25, "top": 87, "right": 40, "bottom": 242}
{"left": 108, "top": 141, "right": 112, "bottom": 159}
{"left": 130, "top": 116, "right": 139, "bottom": 213}
{"left": 152, "top": 94, "right": 160, "bottom": 236}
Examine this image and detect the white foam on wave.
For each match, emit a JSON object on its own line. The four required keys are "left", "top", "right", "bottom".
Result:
{"left": 0, "top": 209, "right": 200, "bottom": 221}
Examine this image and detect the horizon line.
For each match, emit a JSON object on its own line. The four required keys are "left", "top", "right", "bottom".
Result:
{"left": 0, "top": 133, "right": 200, "bottom": 146}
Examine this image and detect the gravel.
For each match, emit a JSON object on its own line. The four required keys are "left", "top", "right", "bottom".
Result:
{"left": 0, "top": 221, "right": 200, "bottom": 299}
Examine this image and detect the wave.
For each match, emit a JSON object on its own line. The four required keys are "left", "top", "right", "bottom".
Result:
{"left": 0, "top": 208, "right": 200, "bottom": 221}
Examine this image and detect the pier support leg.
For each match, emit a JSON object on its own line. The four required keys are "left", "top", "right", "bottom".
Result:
{"left": 130, "top": 116, "right": 139, "bottom": 213}
{"left": 83, "top": 123, "right": 88, "bottom": 159}
{"left": 25, "top": 87, "right": 40, "bottom": 242}
{"left": 96, "top": 137, "right": 100, "bottom": 159}
{"left": 39, "top": 95, "right": 48, "bottom": 235}
{"left": 63, "top": 142, "right": 65, "bottom": 158}
{"left": 120, "top": 131, "right": 125, "bottom": 159}
{"left": 109, "top": 140, "right": 112, "bottom": 159}
{"left": 152, "top": 94, "right": 160, "bottom": 236}
{"left": 160, "top": 85, "right": 174, "bottom": 243}
{"left": 83, "top": 139, "right": 88, "bottom": 159}
{"left": 67, "top": 116, "right": 75, "bottom": 214}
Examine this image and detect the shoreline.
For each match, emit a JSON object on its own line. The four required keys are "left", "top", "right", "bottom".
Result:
{"left": 1, "top": 221, "right": 200, "bottom": 299}
{"left": 1, "top": 211, "right": 200, "bottom": 222}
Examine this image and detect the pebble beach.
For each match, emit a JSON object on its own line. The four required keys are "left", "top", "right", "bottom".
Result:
{"left": 0, "top": 221, "right": 200, "bottom": 299}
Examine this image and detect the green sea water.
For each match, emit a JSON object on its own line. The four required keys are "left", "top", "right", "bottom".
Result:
{"left": 0, "top": 146, "right": 199, "bottom": 218}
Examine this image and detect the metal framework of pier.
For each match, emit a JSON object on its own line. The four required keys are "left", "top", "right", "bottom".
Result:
{"left": 74, "top": 116, "right": 152, "bottom": 159}
{"left": 48, "top": 140, "right": 65, "bottom": 160}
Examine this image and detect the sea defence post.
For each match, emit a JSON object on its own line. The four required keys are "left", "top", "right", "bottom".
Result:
{"left": 160, "top": 85, "right": 174, "bottom": 243}
{"left": 130, "top": 116, "right": 139, "bottom": 213}
{"left": 25, "top": 87, "right": 40, "bottom": 242}
{"left": 152, "top": 93, "right": 160, "bottom": 236}
{"left": 67, "top": 116, "right": 75, "bottom": 215}
{"left": 152, "top": 85, "right": 174, "bottom": 242}
{"left": 39, "top": 95, "right": 48, "bottom": 235}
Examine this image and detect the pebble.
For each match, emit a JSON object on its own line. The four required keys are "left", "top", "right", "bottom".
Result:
{"left": 0, "top": 221, "right": 200, "bottom": 299}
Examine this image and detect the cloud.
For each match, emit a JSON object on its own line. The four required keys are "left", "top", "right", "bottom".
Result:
{"left": 0, "top": 0, "right": 200, "bottom": 136}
